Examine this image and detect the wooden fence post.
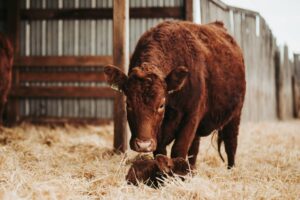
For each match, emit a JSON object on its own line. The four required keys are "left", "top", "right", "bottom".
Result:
{"left": 293, "top": 54, "right": 300, "bottom": 118}
{"left": 274, "top": 48, "right": 283, "bottom": 120}
{"left": 185, "top": 0, "right": 194, "bottom": 21}
{"left": 113, "top": 0, "right": 129, "bottom": 152}
{"left": 185, "top": 0, "right": 201, "bottom": 23}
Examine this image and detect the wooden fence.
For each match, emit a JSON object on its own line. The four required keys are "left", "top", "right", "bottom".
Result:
{"left": 1, "top": 0, "right": 185, "bottom": 125}
{"left": 199, "top": 0, "right": 297, "bottom": 121}
{"left": 0, "top": 0, "right": 299, "bottom": 124}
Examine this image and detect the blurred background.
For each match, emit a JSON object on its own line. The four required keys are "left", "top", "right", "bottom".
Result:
{"left": 0, "top": 0, "right": 299, "bottom": 125}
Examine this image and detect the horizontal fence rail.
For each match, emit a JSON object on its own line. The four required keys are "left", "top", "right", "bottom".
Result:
{"left": 11, "top": 86, "right": 116, "bottom": 98}
{"left": 15, "top": 56, "right": 113, "bottom": 67}
{"left": 21, "top": 7, "right": 184, "bottom": 20}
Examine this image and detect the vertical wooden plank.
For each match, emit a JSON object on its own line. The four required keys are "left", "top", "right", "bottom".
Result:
{"left": 200, "top": 0, "right": 208, "bottom": 24}
{"left": 293, "top": 54, "right": 300, "bottom": 118}
{"left": 185, "top": 0, "right": 193, "bottom": 21}
{"left": 113, "top": 0, "right": 129, "bottom": 152}
{"left": 281, "top": 45, "right": 293, "bottom": 119}
{"left": 274, "top": 47, "right": 281, "bottom": 119}
{"left": 6, "top": 0, "right": 20, "bottom": 125}
{"left": 108, "top": 20, "right": 113, "bottom": 55}
{"left": 90, "top": 1, "right": 96, "bottom": 119}
{"left": 7, "top": 0, "right": 20, "bottom": 55}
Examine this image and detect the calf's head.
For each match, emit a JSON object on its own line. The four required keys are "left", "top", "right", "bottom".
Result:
{"left": 104, "top": 64, "right": 188, "bottom": 152}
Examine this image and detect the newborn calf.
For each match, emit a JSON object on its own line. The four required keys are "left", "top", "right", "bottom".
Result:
{"left": 126, "top": 155, "right": 190, "bottom": 187}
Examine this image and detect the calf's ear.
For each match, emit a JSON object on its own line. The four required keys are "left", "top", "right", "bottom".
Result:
{"left": 165, "top": 66, "right": 189, "bottom": 94}
{"left": 155, "top": 155, "right": 174, "bottom": 173}
{"left": 104, "top": 65, "right": 128, "bottom": 92}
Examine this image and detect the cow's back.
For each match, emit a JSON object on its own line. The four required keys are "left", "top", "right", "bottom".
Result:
{"left": 183, "top": 21, "right": 246, "bottom": 134}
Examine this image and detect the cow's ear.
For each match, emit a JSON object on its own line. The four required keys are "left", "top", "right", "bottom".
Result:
{"left": 104, "top": 65, "right": 128, "bottom": 92}
{"left": 165, "top": 66, "right": 189, "bottom": 94}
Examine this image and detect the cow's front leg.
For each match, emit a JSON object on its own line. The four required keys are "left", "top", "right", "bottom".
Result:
{"left": 171, "top": 114, "right": 200, "bottom": 159}
{"left": 153, "top": 133, "right": 174, "bottom": 156}
{"left": 154, "top": 107, "right": 183, "bottom": 156}
{"left": 188, "top": 136, "right": 200, "bottom": 169}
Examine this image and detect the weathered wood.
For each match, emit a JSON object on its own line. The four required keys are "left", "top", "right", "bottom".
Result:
{"left": 229, "top": 6, "right": 259, "bottom": 17}
{"left": 293, "top": 54, "right": 300, "bottom": 118}
{"left": 15, "top": 56, "right": 112, "bottom": 67}
{"left": 21, "top": 7, "right": 184, "bottom": 20}
{"left": 19, "top": 117, "right": 112, "bottom": 125}
{"left": 281, "top": 46, "right": 293, "bottom": 119}
{"left": 200, "top": 0, "right": 209, "bottom": 23}
{"left": 19, "top": 71, "right": 106, "bottom": 82}
{"left": 275, "top": 46, "right": 294, "bottom": 119}
{"left": 113, "top": 0, "right": 129, "bottom": 152}
{"left": 10, "top": 86, "right": 116, "bottom": 98}
{"left": 274, "top": 49, "right": 282, "bottom": 119}
{"left": 209, "top": 0, "right": 228, "bottom": 10}
{"left": 185, "top": 0, "right": 194, "bottom": 21}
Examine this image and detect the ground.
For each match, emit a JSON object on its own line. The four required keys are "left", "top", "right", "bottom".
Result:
{"left": 0, "top": 121, "right": 299, "bottom": 200}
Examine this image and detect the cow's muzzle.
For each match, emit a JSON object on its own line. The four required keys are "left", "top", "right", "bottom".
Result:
{"left": 131, "top": 138, "right": 156, "bottom": 152}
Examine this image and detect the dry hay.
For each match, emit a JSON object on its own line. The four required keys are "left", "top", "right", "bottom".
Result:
{"left": 0, "top": 121, "right": 299, "bottom": 200}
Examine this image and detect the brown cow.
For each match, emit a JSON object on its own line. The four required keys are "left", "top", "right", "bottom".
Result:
{"left": 105, "top": 21, "right": 246, "bottom": 169}
{"left": 0, "top": 33, "right": 14, "bottom": 126}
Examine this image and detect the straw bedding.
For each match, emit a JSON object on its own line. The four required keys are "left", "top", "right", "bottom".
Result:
{"left": 0, "top": 121, "right": 299, "bottom": 200}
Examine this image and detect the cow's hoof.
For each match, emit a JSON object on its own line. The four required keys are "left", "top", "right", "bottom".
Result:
{"left": 227, "top": 165, "right": 235, "bottom": 170}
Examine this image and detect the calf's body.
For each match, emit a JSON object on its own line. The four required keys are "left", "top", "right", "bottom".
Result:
{"left": 126, "top": 155, "right": 189, "bottom": 187}
{"left": 0, "top": 33, "right": 13, "bottom": 125}
{"left": 105, "top": 21, "right": 246, "bottom": 168}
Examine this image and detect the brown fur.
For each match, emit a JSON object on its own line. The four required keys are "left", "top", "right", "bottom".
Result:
{"left": 126, "top": 155, "right": 189, "bottom": 187}
{"left": 0, "top": 33, "right": 13, "bottom": 126}
{"left": 105, "top": 21, "right": 246, "bottom": 168}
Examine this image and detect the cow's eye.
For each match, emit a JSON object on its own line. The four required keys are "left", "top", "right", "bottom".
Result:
{"left": 158, "top": 103, "right": 165, "bottom": 112}
{"left": 157, "top": 98, "right": 166, "bottom": 113}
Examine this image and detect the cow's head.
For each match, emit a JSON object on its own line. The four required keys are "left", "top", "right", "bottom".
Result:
{"left": 104, "top": 63, "right": 188, "bottom": 152}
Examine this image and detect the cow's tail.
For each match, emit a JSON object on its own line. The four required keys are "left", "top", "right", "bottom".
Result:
{"left": 217, "top": 132, "right": 225, "bottom": 162}
{"left": 212, "top": 130, "right": 225, "bottom": 162}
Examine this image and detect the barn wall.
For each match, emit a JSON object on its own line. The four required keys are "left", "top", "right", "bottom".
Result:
{"left": 199, "top": 0, "right": 293, "bottom": 121}
{"left": 17, "top": 0, "right": 184, "bottom": 121}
